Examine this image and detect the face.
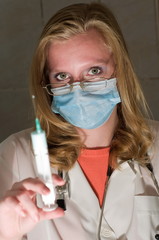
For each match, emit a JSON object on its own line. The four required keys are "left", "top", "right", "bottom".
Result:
{"left": 47, "top": 29, "right": 115, "bottom": 85}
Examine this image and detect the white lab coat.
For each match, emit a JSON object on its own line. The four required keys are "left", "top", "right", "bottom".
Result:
{"left": 0, "top": 121, "right": 159, "bottom": 240}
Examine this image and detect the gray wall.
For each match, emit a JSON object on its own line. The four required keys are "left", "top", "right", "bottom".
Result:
{"left": 0, "top": 0, "right": 159, "bottom": 142}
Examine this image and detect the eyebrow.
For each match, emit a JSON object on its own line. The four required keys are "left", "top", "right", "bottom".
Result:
{"left": 50, "top": 60, "right": 110, "bottom": 74}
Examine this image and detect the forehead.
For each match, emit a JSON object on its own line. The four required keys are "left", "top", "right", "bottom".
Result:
{"left": 47, "top": 29, "right": 113, "bottom": 71}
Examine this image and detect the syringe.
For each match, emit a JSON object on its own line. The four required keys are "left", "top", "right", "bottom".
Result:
{"left": 31, "top": 118, "right": 58, "bottom": 211}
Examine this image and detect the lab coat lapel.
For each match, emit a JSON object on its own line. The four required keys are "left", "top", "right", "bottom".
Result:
{"left": 103, "top": 162, "right": 144, "bottom": 237}
{"left": 68, "top": 162, "right": 101, "bottom": 220}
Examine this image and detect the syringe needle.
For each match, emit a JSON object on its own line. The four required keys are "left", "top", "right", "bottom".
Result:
{"left": 32, "top": 95, "right": 37, "bottom": 118}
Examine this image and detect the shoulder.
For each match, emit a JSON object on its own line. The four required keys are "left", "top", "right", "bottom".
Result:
{"left": 0, "top": 128, "right": 33, "bottom": 153}
{"left": 0, "top": 128, "right": 33, "bottom": 145}
{"left": 147, "top": 120, "right": 159, "bottom": 182}
{"left": 148, "top": 119, "right": 159, "bottom": 150}
{"left": 148, "top": 119, "right": 159, "bottom": 136}
{"left": 0, "top": 129, "right": 34, "bottom": 197}
{"left": 0, "top": 128, "right": 35, "bottom": 181}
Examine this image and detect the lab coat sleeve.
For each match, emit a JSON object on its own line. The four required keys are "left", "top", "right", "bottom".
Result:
{"left": 149, "top": 120, "right": 159, "bottom": 183}
{"left": 0, "top": 134, "right": 27, "bottom": 240}
{"left": 0, "top": 134, "right": 21, "bottom": 198}
{"left": 0, "top": 131, "right": 33, "bottom": 240}
{"left": 0, "top": 129, "right": 35, "bottom": 197}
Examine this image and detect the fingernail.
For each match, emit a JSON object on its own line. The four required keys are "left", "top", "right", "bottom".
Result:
{"left": 42, "top": 187, "right": 50, "bottom": 194}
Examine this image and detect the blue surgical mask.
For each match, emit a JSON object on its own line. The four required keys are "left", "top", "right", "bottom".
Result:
{"left": 51, "top": 78, "right": 121, "bottom": 129}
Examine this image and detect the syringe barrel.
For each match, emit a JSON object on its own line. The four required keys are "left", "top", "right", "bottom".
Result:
{"left": 31, "top": 130, "right": 57, "bottom": 208}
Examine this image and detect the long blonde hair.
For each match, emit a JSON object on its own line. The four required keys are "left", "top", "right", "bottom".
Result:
{"left": 30, "top": 2, "right": 153, "bottom": 170}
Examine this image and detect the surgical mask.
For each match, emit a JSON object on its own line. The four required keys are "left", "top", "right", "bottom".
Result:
{"left": 51, "top": 78, "right": 121, "bottom": 129}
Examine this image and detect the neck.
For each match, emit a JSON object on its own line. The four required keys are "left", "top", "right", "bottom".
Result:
{"left": 76, "top": 107, "right": 118, "bottom": 148}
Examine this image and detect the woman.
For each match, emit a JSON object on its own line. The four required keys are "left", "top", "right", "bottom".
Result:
{"left": 0, "top": 2, "right": 159, "bottom": 240}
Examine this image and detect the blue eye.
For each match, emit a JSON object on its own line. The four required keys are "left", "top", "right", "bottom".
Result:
{"left": 88, "top": 67, "right": 102, "bottom": 76}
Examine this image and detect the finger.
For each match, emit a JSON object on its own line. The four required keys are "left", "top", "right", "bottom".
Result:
{"left": 3, "top": 190, "right": 39, "bottom": 219}
{"left": 12, "top": 178, "right": 50, "bottom": 195}
{"left": 16, "top": 190, "right": 40, "bottom": 222}
{"left": 1, "top": 195, "right": 26, "bottom": 217}
{"left": 52, "top": 174, "right": 66, "bottom": 186}
{"left": 39, "top": 207, "right": 65, "bottom": 221}
{"left": 5, "top": 189, "right": 36, "bottom": 199}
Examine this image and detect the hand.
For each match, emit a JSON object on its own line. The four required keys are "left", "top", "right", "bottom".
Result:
{"left": 0, "top": 174, "right": 65, "bottom": 240}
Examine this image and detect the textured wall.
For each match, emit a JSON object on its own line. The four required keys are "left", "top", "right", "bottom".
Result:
{"left": 0, "top": 0, "right": 92, "bottom": 142}
{"left": 0, "top": 0, "right": 159, "bottom": 142}
{"left": 101, "top": 0, "right": 159, "bottom": 120}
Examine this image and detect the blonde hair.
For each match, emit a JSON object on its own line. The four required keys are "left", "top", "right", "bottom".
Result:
{"left": 30, "top": 2, "right": 153, "bottom": 170}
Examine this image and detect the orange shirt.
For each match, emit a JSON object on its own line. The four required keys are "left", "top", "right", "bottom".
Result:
{"left": 78, "top": 147, "right": 110, "bottom": 207}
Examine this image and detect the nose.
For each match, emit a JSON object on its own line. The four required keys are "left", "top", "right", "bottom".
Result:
{"left": 73, "top": 78, "right": 81, "bottom": 83}
{"left": 69, "top": 81, "right": 84, "bottom": 91}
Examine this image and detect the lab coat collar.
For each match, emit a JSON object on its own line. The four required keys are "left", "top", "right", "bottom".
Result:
{"left": 68, "top": 162, "right": 101, "bottom": 220}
